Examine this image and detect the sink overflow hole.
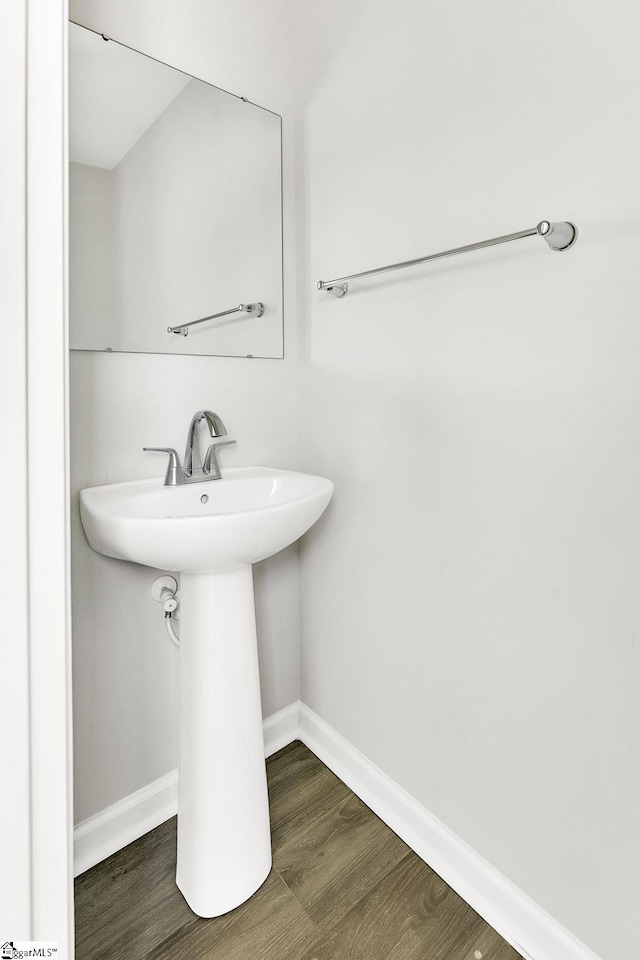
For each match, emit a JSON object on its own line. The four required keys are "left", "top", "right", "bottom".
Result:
{"left": 200, "top": 494, "right": 209, "bottom": 504}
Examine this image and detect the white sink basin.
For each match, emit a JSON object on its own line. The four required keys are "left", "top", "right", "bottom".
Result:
{"left": 80, "top": 466, "right": 333, "bottom": 573}
{"left": 79, "top": 463, "right": 333, "bottom": 919}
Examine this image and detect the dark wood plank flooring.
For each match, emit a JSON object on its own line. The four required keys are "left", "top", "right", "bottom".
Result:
{"left": 75, "top": 741, "right": 522, "bottom": 960}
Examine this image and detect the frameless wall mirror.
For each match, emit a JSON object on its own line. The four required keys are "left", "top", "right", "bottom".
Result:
{"left": 69, "top": 22, "right": 284, "bottom": 358}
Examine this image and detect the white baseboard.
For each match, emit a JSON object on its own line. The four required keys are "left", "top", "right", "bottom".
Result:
{"left": 74, "top": 699, "right": 601, "bottom": 960}
{"left": 262, "top": 699, "right": 301, "bottom": 755}
{"left": 74, "top": 769, "right": 179, "bottom": 878}
{"left": 73, "top": 701, "right": 301, "bottom": 878}
{"left": 297, "top": 703, "right": 601, "bottom": 960}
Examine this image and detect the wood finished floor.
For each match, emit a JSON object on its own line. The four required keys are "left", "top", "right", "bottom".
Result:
{"left": 75, "top": 741, "right": 523, "bottom": 960}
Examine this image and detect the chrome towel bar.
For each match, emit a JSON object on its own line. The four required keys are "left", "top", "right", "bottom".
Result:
{"left": 168, "top": 302, "right": 265, "bottom": 336}
{"left": 317, "top": 220, "right": 577, "bottom": 298}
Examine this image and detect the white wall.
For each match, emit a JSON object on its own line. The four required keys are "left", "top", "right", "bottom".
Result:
{"left": 69, "top": 0, "right": 297, "bottom": 824}
{"left": 294, "top": 3, "right": 640, "bottom": 959}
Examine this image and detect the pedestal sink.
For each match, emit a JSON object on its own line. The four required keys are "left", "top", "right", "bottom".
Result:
{"left": 79, "top": 466, "right": 333, "bottom": 917}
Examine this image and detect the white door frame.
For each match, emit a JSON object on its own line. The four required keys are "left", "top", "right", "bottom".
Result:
{"left": 1, "top": 0, "right": 33, "bottom": 934}
{"left": 27, "top": 0, "right": 73, "bottom": 948}
{"left": 1, "top": 0, "right": 74, "bottom": 952}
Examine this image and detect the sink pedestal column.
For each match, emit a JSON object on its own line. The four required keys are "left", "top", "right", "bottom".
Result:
{"left": 176, "top": 565, "right": 272, "bottom": 917}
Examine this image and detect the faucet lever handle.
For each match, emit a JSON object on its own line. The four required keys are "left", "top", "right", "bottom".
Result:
{"left": 203, "top": 439, "right": 236, "bottom": 478}
{"left": 143, "top": 447, "right": 186, "bottom": 486}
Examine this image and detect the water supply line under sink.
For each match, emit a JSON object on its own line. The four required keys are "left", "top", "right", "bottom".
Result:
{"left": 151, "top": 576, "right": 180, "bottom": 647}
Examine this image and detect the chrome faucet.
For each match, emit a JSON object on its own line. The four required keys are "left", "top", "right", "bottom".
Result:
{"left": 183, "top": 409, "right": 226, "bottom": 476}
{"left": 144, "top": 409, "right": 236, "bottom": 485}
